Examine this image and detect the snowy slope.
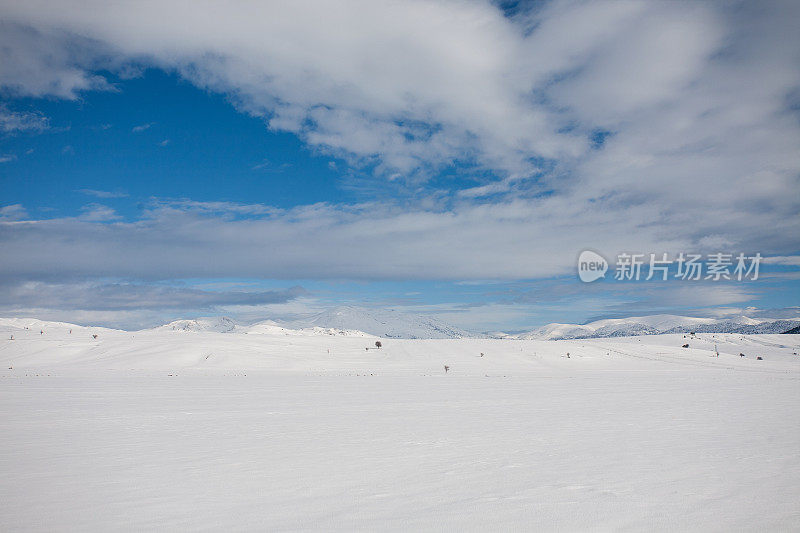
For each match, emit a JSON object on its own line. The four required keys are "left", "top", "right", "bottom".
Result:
{"left": 2, "top": 320, "right": 798, "bottom": 375}
{"left": 245, "top": 319, "right": 374, "bottom": 338}
{"left": 1, "top": 328, "right": 799, "bottom": 531}
{"left": 519, "top": 314, "right": 800, "bottom": 340}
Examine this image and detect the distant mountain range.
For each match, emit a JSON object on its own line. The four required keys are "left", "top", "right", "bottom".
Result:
{"left": 284, "top": 306, "right": 477, "bottom": 339}
{"left": 154, "top": 307, "right": 474, "bottom": 338}
{"left": 3, "top": 310, "right": 799, "bottom": 340}
{"left": 155, "top": 316, "right": 373, "bottom": 337}
{"left": 514, "top": 314, "right": 800, "bottom": 340}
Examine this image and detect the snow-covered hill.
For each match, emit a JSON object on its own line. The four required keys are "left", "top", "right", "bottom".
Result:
{"left": 6, "top": 312, "right": 798, "bottom": 341}
{"left": 154, "top": 316, "right": 239, "bottom": 333}
{"left": 518, "top": 314, "right": 800, "bottom": 340}
{"left": 142, "top": 307, "right": 475, "bottom": 338}
{"left": 0, "top": 317, "right": 120, "bottom": 337}
{"left": 244, "top": 319, "right": 374, "bottom": 338}
{"left": 286, "top": 306, "right": 478, "bottom": 339}
{"left": 2, "top": 318, "right": 799, "bottom": 531}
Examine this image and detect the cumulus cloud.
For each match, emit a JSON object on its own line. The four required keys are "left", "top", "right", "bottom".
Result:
{"left": 0, "top": 1, "right": 790, "bottom": 176}
{"left": 0, "top": 21, "right": 113, "bottom": 99}
{"left": 0, "top": 2, "right": 794, "bottom": 238}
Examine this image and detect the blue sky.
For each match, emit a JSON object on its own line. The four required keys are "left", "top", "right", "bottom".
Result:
{"left": 1, "top": 1, "right": 799, "bottom": 330}
{"left": 2, "top": 70, "right": 348, "bottom": 215}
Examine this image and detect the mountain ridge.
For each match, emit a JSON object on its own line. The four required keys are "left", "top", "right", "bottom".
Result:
{"left": 3, "top": 312, "right": 799, "bottom": 340}
{"left": 516, "top": 314, "right": 800, "bottom": 340}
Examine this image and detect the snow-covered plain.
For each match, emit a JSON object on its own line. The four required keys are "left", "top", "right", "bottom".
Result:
{"left": 1, "top": 319, "right": 799, "bottom": 531}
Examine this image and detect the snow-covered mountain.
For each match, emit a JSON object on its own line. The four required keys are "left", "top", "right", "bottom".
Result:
{"left": 154, "top": 316, "right": 238, "bottom": 333}
{"left": 286, "top": 306, "right": 478, "bottom": 339}
{"left": 0, "top": 317, "right": 119, "bottom": 336}
{"left": 244, "top": 319, "right": 373, "bottom": 338}
{"left": 146, "top": 308, "right": 474, "bottom": 338}
{"left": 518, "top": 314, "right": 800, "bottom": 340}
{"left": 6, "top": 312, "right": 797, "bottom": 341}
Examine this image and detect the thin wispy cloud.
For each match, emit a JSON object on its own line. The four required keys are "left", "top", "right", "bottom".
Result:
{"left": 131, "top": 122, "right": 154, "bottom": 133}
{"left": 78, "top": 189, "right": 129, "bottom": 199}
{"left": 0, "top": 281, "right": 305, "bottom": 312}
{"left": 763, "top": 256, "right": 800, "bottom": 267}
{"left": 0, "top": 204, "right": 27, "bottom": 220}
{"left": 252, "top": 159, "right": 291, "bottom": 171}
{"left": 0, "top": 103, "right": 49, "bottom": 133}
{"left": 79, "top": 203, "right": 120, "bottom": 222}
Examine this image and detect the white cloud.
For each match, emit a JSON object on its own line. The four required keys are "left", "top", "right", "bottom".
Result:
{"left": 132, "top": 122, "right": 154, "bottom": 133}
{"left": 0, "top": 280, "right": 304, "bottom": 311}
{"left": 78, "top": 189, "right": 129, "bottom": 199}
{"left": 0, "top": 204, "right": 28, "bottom": 221}
{"left": 0, "top": 104, "right": 49, "bottom": 133}
{"left": 0, "top": 282, "right": 308, "bottom": 329}
{"left": 0, "top": 0, "right": 737, "bottom": 178}
{"left": 762, "top": 256, "right": 800, "bottom": 267}
{"left": 1, "top": 0, "right": 790, "bottom": 252}
{"left": 0, "top": 21, "right": 113, "bottom": 99}
{"left": 79, "top": 203, "right": 120, "bottom": 222}
{"left": 0, "top": 196, "right": 784, "bottom": 283}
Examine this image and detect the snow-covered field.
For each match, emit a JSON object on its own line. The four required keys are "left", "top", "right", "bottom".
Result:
{"left": 1, "top": 319, "right": 799, "bottom": 531}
